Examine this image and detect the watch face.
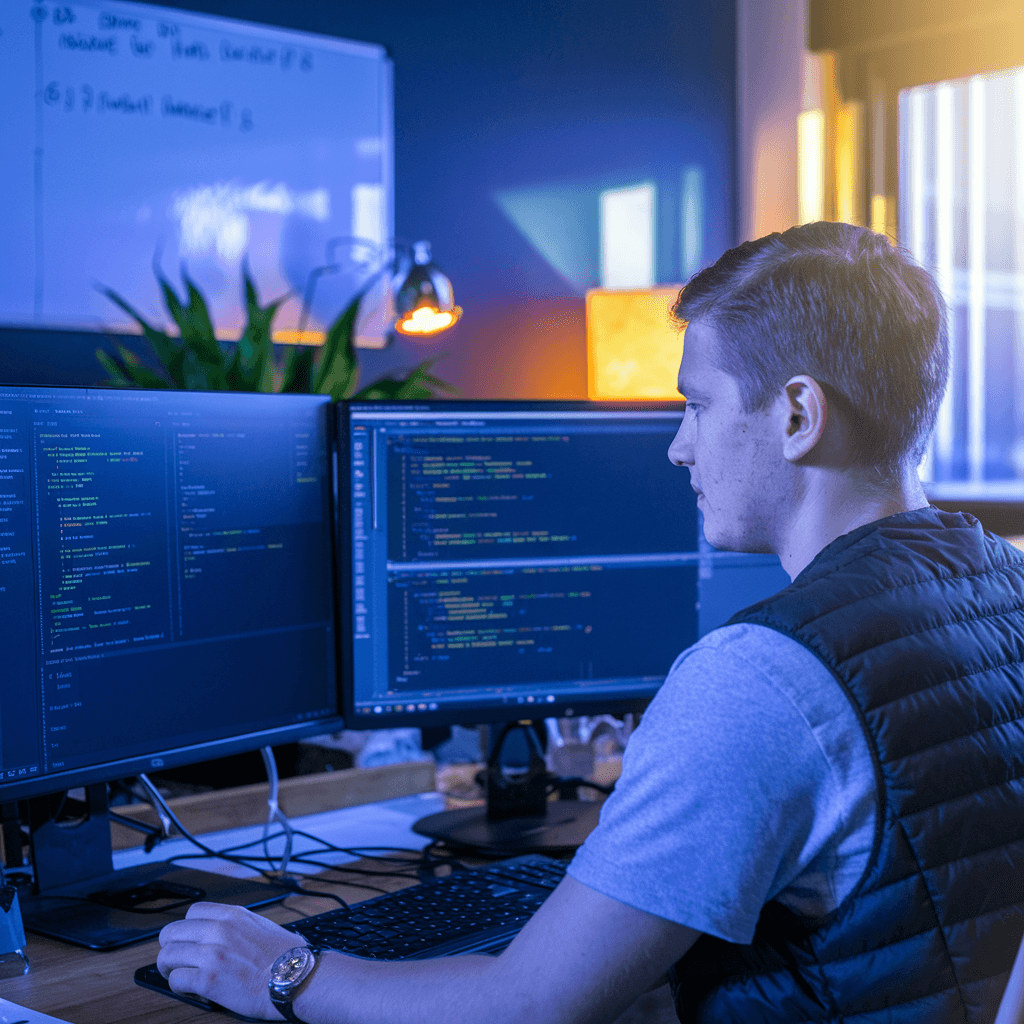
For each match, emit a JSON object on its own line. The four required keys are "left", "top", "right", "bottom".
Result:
{"left": 272, "top": 947, "right": 315, "bottom": 991}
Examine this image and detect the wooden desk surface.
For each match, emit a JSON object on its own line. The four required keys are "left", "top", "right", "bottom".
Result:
{"left": 2, "top": 866, "right": 677, "bottom": 1024}
{"left": 3, "top": 870, "right": 416, "bottom": 1024}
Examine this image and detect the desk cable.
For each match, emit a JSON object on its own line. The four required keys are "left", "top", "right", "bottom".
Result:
{"left": 260, "top": 745, "right": 295, "bottom": 877}
{"left": 136, "top": 754, "right": 466, "bottom": 911}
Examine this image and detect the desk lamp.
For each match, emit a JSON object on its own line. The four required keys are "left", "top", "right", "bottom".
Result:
{"left": 392, "top": 240, "right": 463, "bottom": 338}
{"left": 299, "top": 238, "right": 461, "bottom": 348}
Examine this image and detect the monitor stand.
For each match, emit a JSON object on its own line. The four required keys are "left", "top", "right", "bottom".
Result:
{"left": 412, "top": 799, "right": 602, "bottom": 857}
{"left": 413, "top": 721, "right": 604, "bottom": 857}
{"left": 12, "top": 784, "right": 291, "bottom": 951}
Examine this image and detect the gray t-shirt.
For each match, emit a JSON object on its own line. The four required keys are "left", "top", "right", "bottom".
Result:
{"left": 567, "top": 623, "right": 877, "bottom": 944}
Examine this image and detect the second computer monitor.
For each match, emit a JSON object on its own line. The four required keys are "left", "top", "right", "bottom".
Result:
{"left": 338, "top": 401, "right": 698, "bottom": 727}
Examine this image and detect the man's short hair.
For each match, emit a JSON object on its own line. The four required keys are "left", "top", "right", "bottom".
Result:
{"left": 671, "top": 222, "right": 949, "bottom": 469}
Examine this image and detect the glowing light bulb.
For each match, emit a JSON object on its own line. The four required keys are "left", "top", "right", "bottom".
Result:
{"left": 394, "top": 305, "right": 462, "bottom": 336}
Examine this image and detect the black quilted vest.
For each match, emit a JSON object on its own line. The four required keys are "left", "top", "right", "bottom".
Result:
{"left": 670, "top": 507, "right": 1024, "bottom": 1024}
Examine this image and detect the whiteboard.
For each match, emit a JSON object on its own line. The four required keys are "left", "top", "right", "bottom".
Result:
{"left": 0, "top": 0, "right": 393, "bottom": 341}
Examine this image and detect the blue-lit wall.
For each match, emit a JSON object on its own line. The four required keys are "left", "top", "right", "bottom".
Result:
{"left": 0, "top": 0, "right": 736, "bottom": 398}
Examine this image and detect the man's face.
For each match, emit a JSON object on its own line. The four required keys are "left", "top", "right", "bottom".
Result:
{"left": 667, "top": 319, "right": 787, "bottom": 553}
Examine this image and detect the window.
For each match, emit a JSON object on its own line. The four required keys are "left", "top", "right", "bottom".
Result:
{"left": 900, "top": 69, "right": 1024, "bottom": 495}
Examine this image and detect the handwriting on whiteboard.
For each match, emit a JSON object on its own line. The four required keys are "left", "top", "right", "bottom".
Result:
{"left": 42, "top": 80, "right": 254, "bottom": 129}
{"left": 34, "top": 3, "right": 315, "bottom": 71}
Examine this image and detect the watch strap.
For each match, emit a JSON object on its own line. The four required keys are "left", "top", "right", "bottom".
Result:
{"left": 274, "top": 1001, "right": 305, "bottom": 1024}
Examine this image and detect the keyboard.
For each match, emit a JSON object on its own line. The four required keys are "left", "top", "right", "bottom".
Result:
{"left": 135, "top": 854, "right": 568, "bottom": 1016}
{"left": 287, "top": 853, "right": 567, "bottom": 959}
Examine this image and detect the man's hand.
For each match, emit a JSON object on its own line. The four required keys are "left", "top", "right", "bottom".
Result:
{"left": 157, "top": 876, "right": 701, "bottom": 1024}
{"left": 157, "top": 902, "right": 299, "bottom": 1020}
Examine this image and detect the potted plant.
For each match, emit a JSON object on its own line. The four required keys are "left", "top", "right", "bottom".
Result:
{"left": 96, "top": 267, "right": 456, "bottom": 399}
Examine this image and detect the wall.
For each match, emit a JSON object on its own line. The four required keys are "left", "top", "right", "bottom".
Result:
{"left": 736, "top": 0, "right": 805, "bottom": 241}
{"left": 0, "top": 0, "right": 736, "bottom": 399}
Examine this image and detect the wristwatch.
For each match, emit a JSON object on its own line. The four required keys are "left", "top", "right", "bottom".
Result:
{"left": 268, "top": 945, "right": 325, "bottom": 1023}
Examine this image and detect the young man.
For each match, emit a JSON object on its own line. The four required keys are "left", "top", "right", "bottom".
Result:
{"left": 157, "top": 223, "right": 1024, "bottom": 1024}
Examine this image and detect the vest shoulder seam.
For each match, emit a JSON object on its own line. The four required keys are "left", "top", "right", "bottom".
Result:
{"left": 729, "top": 627, "right": 886, "bottom": 911}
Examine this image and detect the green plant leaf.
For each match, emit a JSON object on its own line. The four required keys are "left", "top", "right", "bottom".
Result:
{"left": 406, "top": 360, "right": 460, "bottom": 395}
{"left": 119, "top": 353, "right": 172, "bottom": 390}
{"left": 159, "top": 275, "right": 227, "bottom": 388}
{"left": 96, "top": 344, "right": 172, "bottom": 389}
{"left": 312, "top": 291, "right": 360, "bottom": 399}
{"left": 352, "top": 361, "right": 459, "bottom": 401}
{"left": 224, "top": 345, "right": 246, "bottom": 391}
{"left": 232, "top": 269, "right": 287, "bottom": 392}
{"left": 279, "top": 345, "right": 316, "bottom": 393}
{"left": 99, "top": 287, "right": 186, "bottom": 387}
{"left": 180, "top": 348, "right": 220, "bottom": 390}
{"left": 352, "top": 376, "right": 429, "bottom": 400}
{"left": 95, "top": 347, "right": 134, "bottom": 387}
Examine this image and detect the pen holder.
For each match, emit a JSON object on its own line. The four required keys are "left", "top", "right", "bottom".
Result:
{"left": 0, "top": 885, "right": 29, "bottom": 977}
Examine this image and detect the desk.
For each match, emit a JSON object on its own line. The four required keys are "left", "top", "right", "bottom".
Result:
{"left": 1, "top": 793, "right": 446, "bottom": 1023}
{"left": 0, "top": 792, "right": 676, "bottom": 1024}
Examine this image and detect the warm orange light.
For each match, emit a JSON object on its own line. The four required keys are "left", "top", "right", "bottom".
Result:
{"left": 393, "top": 305, "right": 463, "bottom": 336}
{"left": 835, "top": 101, "right": 864, "bottom": 225}
{"left": 272, "top": 329, "right": 326, "bottom": 346}
{"left": 586, "top": 287, "right": 685, "bottom": 400}
{"left": 871, "top": 194, "right": 887, "bottom": 234}
{"left": 797, "top": 109, "right": 825, "bottom": 224}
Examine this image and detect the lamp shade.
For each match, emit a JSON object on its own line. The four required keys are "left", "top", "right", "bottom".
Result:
{"left": 291, "top": 237, "right": 462, "bottom": 348}
{"left": 393, "top": 241, "right": 462, "bottom": 338}
{"left": 585, "top": 287, "right": 685, "bottom": 400}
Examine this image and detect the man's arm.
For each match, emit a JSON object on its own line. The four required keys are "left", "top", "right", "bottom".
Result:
{"left": 157, "top": 874, "right": 700, "bottom": 1024}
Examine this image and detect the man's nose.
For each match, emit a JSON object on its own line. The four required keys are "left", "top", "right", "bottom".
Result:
{"left": 667, "top": 421, "right": 691, "bottom": 466}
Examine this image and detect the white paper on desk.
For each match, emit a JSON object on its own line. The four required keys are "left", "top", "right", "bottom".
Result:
{"left": 0, "top": 997, "right": 72, "bottom": 1023}
{"left": 113, "top": 791, "right": 448, "bottom": 880}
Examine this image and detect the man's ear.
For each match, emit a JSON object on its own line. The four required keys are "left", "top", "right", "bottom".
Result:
{"left": 781, "top": 375, "right": 828, "bottom": 462}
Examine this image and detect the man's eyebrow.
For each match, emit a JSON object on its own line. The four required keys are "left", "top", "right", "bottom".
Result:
{"left": 676, "top": 381, "right": 706, "bottom": 400}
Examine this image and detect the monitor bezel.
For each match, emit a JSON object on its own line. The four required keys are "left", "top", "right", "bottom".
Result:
{"left": 0, "top": 384, "right": 345, "bottom": 805}
{"left": 0, "top": 717, "right": 347, "bottom": 803}
{"left": 335, "top": 398, "right": 690, "bottom": 730}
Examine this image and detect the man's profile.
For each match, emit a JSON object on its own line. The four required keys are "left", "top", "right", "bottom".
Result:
{"left": 157, "top": 222, "right": 1024, "bottom": 1024}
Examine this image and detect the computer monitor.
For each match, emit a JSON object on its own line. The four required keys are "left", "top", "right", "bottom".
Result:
{"left": 335, "top": 400, "right": 699, "bottom": 852}
{"left": 0, "top": 385, "right": 342, "bottom": 948}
